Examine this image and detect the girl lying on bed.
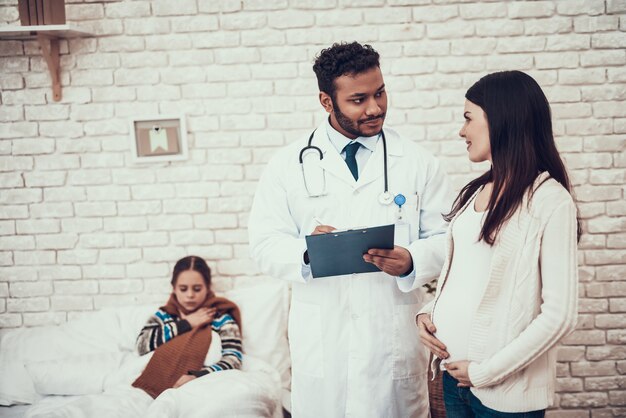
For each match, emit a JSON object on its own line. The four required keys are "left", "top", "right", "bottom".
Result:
{"left": 132, "top": 255, "right": 243, "bottom": 398}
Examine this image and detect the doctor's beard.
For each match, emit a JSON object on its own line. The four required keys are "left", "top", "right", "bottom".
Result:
{"left": 332, "top": 101, "right": 385, "bottom": 139}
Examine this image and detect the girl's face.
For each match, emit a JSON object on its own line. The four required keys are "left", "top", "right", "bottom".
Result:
{"left": 174, "top": 270, "right": 208, "bottom": 312}
{"left": 459, "top": 99, "right": 492, "bottom": 163}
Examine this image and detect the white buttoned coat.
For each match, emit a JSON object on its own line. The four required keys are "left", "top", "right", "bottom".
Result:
{"left": 249, "top": 121, "right": 451, "bottom": 418}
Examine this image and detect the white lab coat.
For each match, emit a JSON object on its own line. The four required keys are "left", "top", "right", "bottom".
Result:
{"left": 249, "top": 121, "right": 450, "bottom": 418}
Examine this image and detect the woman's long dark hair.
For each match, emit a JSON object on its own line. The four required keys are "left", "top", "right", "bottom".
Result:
{"left": 171, "top": 255, "right": 211, "bottom": 287}
{"left": 445, "top": 71, "right": 580, "bottom": 245}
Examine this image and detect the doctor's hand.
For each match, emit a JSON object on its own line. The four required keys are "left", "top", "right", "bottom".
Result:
{"left": 416, "top": 313, "right": 449, "bottom": 360}
{"left": 312, "top": 224, "right": 336, "bottom": 235}
{"left": 445, "top": 360, "right": 473, "bottom": 388}
{"left": 363, "top": 245, "right": 413, "bottom": 277}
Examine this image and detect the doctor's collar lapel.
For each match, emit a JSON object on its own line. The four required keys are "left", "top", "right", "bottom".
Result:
{"left": 314, "top": 122, "right": 362, "bottom": 186}
{"left": 356, "top": 129, "right": 404, "bottom": 190}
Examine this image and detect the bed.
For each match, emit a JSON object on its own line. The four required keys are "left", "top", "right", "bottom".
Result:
{"left": 0, "top": 281, "right": 291, "bottom": 418}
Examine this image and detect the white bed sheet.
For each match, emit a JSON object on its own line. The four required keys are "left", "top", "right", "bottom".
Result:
{"left": 22, "top": 355, "right": 281, "bottom": 418}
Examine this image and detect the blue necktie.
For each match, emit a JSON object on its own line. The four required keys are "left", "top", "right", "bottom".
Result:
{"left": 344, "top": 142, "right": 361, "bottom": 181}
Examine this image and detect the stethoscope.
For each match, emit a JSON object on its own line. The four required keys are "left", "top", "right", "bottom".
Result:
{"left": 299, "top": 128, "right": 406, "bottom": 209}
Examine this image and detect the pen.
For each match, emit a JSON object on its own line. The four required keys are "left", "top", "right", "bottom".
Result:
{"left": 314, "top": 217, "right": 344, "bottom": 232}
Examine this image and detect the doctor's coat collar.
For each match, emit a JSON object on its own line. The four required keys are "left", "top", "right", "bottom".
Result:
{"left": 307, "top": 120, "right": 403, "bottom": 189}
{"left": 325, "top": 118, "right": 379, "bottom": 155}
{"left": 315, "top": 119, "right": 404, "bottom": 157}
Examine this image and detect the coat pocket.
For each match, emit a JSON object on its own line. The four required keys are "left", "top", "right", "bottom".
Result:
{"left": 392, "top": 303, "right": 428, "bottom": 380}
{"left": 403, "top": 197, "right": 421, "bottom": 242}
{"left": 288, "top": 301, "right": 324, "bottom": 378}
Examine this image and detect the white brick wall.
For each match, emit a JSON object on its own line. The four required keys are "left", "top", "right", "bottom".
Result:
{"left": 0, "top": 0, "right": 625, "bottom": 413}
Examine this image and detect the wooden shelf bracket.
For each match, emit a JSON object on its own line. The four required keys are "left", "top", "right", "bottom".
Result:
{"left": 37, "top": 33, "right": 61, "bottom": 101}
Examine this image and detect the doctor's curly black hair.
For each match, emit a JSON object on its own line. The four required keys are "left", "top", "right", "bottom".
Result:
{"left": 312, "top": 41, "right": 380, "bottom": 100}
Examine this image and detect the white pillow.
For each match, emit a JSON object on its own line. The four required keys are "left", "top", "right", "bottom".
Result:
{"left": 0, "top": 306, "right": 154, "bottom": 405}
{"left": 225, "top": 281, "right": 291, "bottom": 393}
{"left": 25, "top": 331, "right": 222, "bottom": 396}
{"left": 111, "top": 305, "right": 159, "bottom": 352}
{"left": 0, "top": 305, "right": 221, "bottom": 404}
{"left": 0, "top": 323, "right": 95, "bottom": 406}
{"left": 0, "top": 361, "right": 39, "bottom": 406}
{"left": 25, "top": 352, "right": 123, "bottom": 396}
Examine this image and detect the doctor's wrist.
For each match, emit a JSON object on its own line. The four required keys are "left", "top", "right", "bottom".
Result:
{"left": 398, "top": 259, "right": 415, "bottom": 279}
{"left": 401, "top": 261, "right": 414, "bottom": 277}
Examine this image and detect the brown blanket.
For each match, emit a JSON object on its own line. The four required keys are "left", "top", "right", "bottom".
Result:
{"left": 132, "top": 292, "right": 241, "bottom": 398}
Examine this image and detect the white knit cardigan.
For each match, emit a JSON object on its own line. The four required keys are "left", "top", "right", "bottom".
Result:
{"left": 418, "top": 172, "right": 579, "bottom": 413}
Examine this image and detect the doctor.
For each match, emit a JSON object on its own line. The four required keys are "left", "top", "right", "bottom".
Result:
{"left": 249, "top": 42, "right": 450, "bottom": 418}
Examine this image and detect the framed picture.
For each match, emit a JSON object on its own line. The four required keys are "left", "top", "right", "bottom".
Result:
{"left": 130, "top": 115, "right": 188, "bottom": 163}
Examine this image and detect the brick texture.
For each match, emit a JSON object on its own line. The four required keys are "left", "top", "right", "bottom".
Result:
{"left": 0, "top": 0, "right": 625, "bottom": 412}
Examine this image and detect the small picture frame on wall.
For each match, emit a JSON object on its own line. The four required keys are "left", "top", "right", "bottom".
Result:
{"left": 130, "top": 115, "right": 188, "bottom": 163}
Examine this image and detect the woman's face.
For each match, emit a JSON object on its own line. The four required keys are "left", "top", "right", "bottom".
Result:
{"left": 459, "top": 99, "right": 492, "bottom": 163}
{"left": 174, "top": 270, "right": 208, "bottom": 312}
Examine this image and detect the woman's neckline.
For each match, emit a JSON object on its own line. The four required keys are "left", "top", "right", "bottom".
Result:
{"left": 472, "top": 184, "right": 490, "bottom": 214}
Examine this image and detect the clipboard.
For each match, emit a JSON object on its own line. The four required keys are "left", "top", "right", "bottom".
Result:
{"left": 305, "top": 224, "right": 395, "bottom": 279}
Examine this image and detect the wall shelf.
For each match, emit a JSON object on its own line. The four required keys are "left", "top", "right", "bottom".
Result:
{"left": 0, "top": 25, "right": 92, "bottom": 102}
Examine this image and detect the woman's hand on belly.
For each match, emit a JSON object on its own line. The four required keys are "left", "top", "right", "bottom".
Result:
{"left": 445, "top": 360, "right": 473, "bottom": 387}
{"left": 416, "top": 313, "right": 450, "bottom": 360}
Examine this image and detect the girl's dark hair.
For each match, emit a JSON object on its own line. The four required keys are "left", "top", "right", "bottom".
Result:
{"left": 445, "top": 70, "right": 580, "bottom": 244}
{"left": 312, "top": 41, "right": 380, "bottom": 100}
{"left": 171, "top": 256, "right": 211, "bottom": 287}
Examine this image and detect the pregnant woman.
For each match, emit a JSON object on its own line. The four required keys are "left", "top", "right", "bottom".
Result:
{"left": 417, "top": 71, "right": 580, "bottom": 417}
